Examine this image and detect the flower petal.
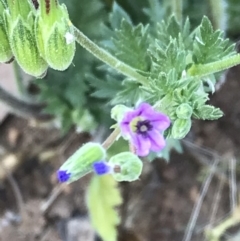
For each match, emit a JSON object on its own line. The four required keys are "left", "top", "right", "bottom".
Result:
{"left": 137, "top": 103, "right": 170, "bottom": 130}
{"left": 131, "top": 134, "right": 151, "bottom": 156}
{"left": 137, "top": 102, "right": 153, "bottom": 116}
{"left": 120, "top": 121, "right": 131, "bottom": 137}
{"left": 148, "top": 130, "right": 166, "bottom": 152}
{"left": 121, "top": 108, "right": 142, "bottom": 124}
{"left": 149, "top": 112, "right": 170, "bottom": 130}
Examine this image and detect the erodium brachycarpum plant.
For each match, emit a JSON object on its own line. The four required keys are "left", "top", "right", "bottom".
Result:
{"left": 1, "top": 0, "right": 240, "bottom": 240}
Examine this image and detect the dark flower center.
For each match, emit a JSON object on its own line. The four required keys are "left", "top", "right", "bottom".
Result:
{"left": 136, "top": 120, "right": 152, "bottom": 135}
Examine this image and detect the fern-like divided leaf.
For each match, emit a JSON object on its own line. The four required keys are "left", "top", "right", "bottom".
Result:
{"left": 193, "top": 105, "right": 223, "bottom": 120}
{"left": 106, "top": 19, "right": 150, "bottom": 71}
{"left": 192, "top": 16, "right": 235, "bottom": 64}
{"left": 87, "top": 175, "right": 122, "bottom": 241}
{"left": 112, "top": 79, "right": 145, "bottom": 105}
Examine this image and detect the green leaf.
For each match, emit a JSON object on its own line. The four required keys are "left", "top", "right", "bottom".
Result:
{"left": 143, "top": 0, "right": 164, "bottom": 26}
{"left": 192, "top": 16, "right": 235, "bottom": 64}
{"left": 193, "top": 105, "right": 223, "bottom": 120}
{"left": 109, "top": 1, "right": 132, "bottom": 29}
{"left": 104, "top": 19, "right": 150, "bottom": 71}
{"left": 87, "top": 175, "right": 122, "bottom": 241}
{"left": 89, "top": 74, "right": 122, "bottom": 99}
{"left": 150, "top": 39, "right": 187, "bottom": 76}
{"left": 112, "top": 79, "right": 145, "bottom": 105}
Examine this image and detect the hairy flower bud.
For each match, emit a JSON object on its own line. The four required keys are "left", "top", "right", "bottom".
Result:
{"left": 35, "top": 0, "right": 76, "bottom": 70}
{"left": 111, "top": 104, "right": 132, "bottom": 123}
{"left": 6, "top": 0, "right": 48, "bottom": 77}
{"left": 171, "top": 118, "right": 191, "bottom": 139}
{"left": 57, "top": 142, "right": 106, "bottom": 183}
{"left": 176, "top": 103, "right": 193, "bottom": 119}
{"left": 109, "top": 152, "right": 143, "bottom": 182}
{"left": 0, "top": 0, "right": 13, "bottom": 63}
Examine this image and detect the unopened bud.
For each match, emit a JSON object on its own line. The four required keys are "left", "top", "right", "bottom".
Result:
{"left": 57, "top": 142, "right": 106, "bottom": 183}
{"left": 35, "top": 0, "right": 75, "bottom": 70}
{"left": 109, "top": 152, "right": 143, "bottom": 182}
{"left": 111, "top": 105, "right": 132, "bottom": 123}
{"left": 0, "top": 0, "right": 13, "bottom": 63}
{"left": 176, "top": 103, "right": 193, "bottom": 119}
{"left": 171, "top": 118, "right": 191, "bottom": 139}
{"left": 6, "top": 0, "right": 48, "bottom": 77}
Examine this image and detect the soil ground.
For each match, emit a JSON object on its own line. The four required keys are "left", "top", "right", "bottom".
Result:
{"left": 1, "top": 66, "right": 240, "bottom": 241}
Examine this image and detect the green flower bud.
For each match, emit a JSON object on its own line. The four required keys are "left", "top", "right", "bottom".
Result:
{"left": 111, "top": 105, "right": 131, "bottom": 122}
{"left": 35, "top": 0, "right": 76, "bottom": 70}
{"left": 109, "top": 152, "right": 143, "bottom": 182}
{"left": 176, "top": 103, "right": 193, "bottom": 119}
{"left": 6, "top": 0, "right": 48, "bottom": 77}
{"left": 58, "top": 142, "right": 106, "bottom": 183}
{"left": 0, "top": 0, "right": 13, "bottom": 63}
{"left": 171, "top": 118, "right": 191, "bottom": 139}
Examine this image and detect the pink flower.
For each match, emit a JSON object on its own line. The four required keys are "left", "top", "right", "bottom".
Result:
{"left": 120, "top": 103, "right": 170, "bottom": 156}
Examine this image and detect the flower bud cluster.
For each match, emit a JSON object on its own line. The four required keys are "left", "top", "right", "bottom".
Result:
{"left": 57, "top": 102, "right": 170, "bottom": 184}
{"left": 0, "top": 0, "right": 75, "bottom": 77}
{"left": 57, "top": 142, "right": 143, "bottom": 183}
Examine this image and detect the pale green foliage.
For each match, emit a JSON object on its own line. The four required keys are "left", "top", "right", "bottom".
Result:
{"left": 92, "top": 3, "right": 235, "bottom": 139}
{"left": 34, "top": 0, "right": 237, "bottom": 139}
{"left": 108, "top": 20, "right": 150, "bottom": 71}
{"left": 101, "top": 2, "right": 150, "bottom": 71}
{"left": 193, "top": 16, "right": 235, "bottom": 64}
{"left": 35, "top": 0, "right": 110, "bottom": 132}
{"left": 87, "top": 175, "right": 122, "bottom": 241}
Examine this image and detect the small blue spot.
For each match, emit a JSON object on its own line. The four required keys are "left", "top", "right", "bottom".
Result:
{"left": 57, "top": 170, "right": 71, "bottom": 182}
{"left": 93, "top": 161, "right": 111, "bottom": 175}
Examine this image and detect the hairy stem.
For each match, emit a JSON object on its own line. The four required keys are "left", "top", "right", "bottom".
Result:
{"left": 73, "top": 26, "right": 149, "bottom": 86}
{"left": 171, "top": 0, "right": 182, "bottom": 24}
{"left": 0, "top": 85, "right": 53, "bottom": 121}
{"left": 102, "top": 127, "right": 120, "bottom": 150}
{"left": 188, "top": 54, "right": 240, "bottom": 77}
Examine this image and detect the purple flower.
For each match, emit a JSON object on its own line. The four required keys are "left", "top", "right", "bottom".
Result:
{"left": 120, "top": 103, "right": 170, "bottom": 156}
{"left": 57, "top": 170, "right": 71, "bottom": 183}
{"left": 93, "top": 161, "right": 112, "bottom": 175}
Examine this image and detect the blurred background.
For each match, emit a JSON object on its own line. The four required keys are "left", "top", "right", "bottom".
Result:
{"left": 1, "top": 0, "right": 240, "bottom": 240}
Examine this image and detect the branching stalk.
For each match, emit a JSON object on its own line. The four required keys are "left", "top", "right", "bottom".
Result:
{"left": 102, "top": 127, "right": 120, "bottom": 150}
{"left": 188, "top": 54, "right": 240, "bottom": 77}
{"left": 73, "top": 26, "right": 149, "bottom": 86}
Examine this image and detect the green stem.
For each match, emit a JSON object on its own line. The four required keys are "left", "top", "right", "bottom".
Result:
{"left": 171, "top": 0, "right": 182, "bottom": 24}
{"left": 102, "top": 127, "right": 120, "bottom": 150}
{"left": 73, "top": 26, "right": 148, "bottom": 86}
{"left": 188, "top": 54, "right": 240, "bottom": 77}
